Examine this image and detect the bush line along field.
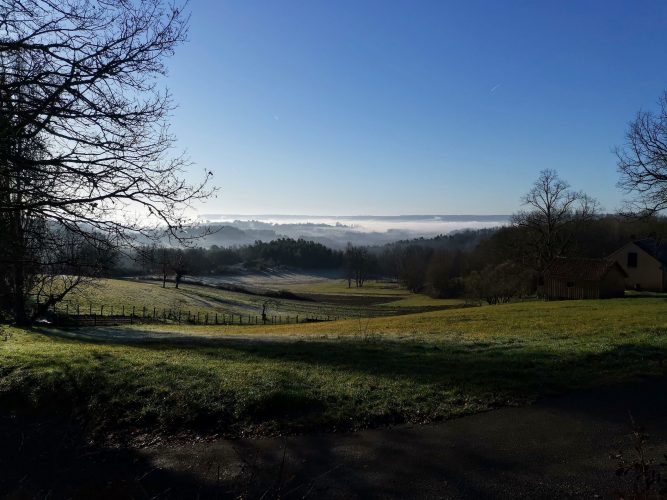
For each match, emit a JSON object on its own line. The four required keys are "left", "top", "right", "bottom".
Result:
{"left": 1, "top": 294, "right": 666, "bottom": 442}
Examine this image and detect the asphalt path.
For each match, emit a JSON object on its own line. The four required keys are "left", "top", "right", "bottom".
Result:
{"left": 3, "top": 376, "right": 666, "bottom": 498}
{"left": 143, "top": 376, "right": 667, "bottom": 498}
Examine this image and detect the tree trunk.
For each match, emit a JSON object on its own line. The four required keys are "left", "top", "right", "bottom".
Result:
{"left": 12, "top": 263, "right": 27, "bottom": 325}
{"left": 10, "top": 200, "right": 28, "bottom": 325}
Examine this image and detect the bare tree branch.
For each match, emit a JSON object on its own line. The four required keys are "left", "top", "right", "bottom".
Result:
{"left": 511, "top": 169, "right": 598, "bottom": 273}
{"left": 0, "top": 0, "right": 213, "bottom": 244}
{"left": 0, "top": 0, "right": 214, "bottom": 324}
{"left": 617, "top": 92, "right": 667, "bottom": 217}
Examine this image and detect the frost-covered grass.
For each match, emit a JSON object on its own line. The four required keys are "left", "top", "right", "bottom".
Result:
{"left": 2, "top": 297, "right": 666, "bottom": 440}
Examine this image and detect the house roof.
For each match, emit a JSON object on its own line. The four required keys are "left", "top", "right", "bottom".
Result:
{"left": 546, "top": 257, "right": 628, "bottom": 281}
{"left": 634, "top": 238, "right": 667, "bottom": 265}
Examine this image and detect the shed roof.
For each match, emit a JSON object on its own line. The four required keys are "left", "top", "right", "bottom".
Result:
{"left": 546, "top": 257, "right": 628, "bottom": 281}
{"left": 634, "top": 238, "right": 667, "bottom": 265}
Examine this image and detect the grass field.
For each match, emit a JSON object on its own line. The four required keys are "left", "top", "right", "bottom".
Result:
{"left": 284, "top": 279, "right": 408, "bottom": 295}
{"left": 2, "top": 296, "right": 666, "bottom": 442}
{"left": 63, "top": 278, "right": 465, "bottom": 320}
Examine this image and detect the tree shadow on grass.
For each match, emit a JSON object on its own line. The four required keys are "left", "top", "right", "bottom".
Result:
{"left": 0, "top": 412, "right": 246, "bottom": 499}
{"left": 34, "top": 326, "right": 667, "bottom": 400}
{"left": 5, "top": 329, "right": 667, "bottom": 498}
{"left": 30, "top": 326, "right": 667, "bottom": 427}
{"left": 201, "top": 337, "right": 667, "bottom": 407}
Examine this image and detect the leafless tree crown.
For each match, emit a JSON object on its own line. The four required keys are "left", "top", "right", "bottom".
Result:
{"left": 512, "top": 169, "right": 598, "bottom": 272}
{"left": 616, "top": 92, "right": 667, "bottom": 216}
{"left": 0, "top": 0, "right": 212, "bottom": 242}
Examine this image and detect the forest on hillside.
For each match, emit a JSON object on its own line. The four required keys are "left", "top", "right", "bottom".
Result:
{"left": 103, "top": 214, "right": 667, "bottom": 303}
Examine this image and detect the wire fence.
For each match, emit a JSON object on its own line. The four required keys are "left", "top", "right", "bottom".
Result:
{"left": 46, "top": 303, "right": 338, "bottom": 327}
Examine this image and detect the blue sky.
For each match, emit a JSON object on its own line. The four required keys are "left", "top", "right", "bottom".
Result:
{"left": 167, "top": 1, "right": 667, "bottom": 215}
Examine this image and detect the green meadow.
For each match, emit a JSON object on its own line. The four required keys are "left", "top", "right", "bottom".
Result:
{"left": 2, "top": 279, "right": 666, "bottom": 441}
{"left": 61, "top": 278, "right": 465, "bottom": 321}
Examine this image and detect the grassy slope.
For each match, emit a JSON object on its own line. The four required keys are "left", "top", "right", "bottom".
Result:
{"left": 64, "top": 278, "right": 463, "bottom": 319}
{"left": 285, "top": 279, "right": 408, "bottom": 296}
{"left": 280, "top": 279, "right": 467, "bottom": 306}
{"left": 1, "top": 297, "right": 666, "bottom": 441}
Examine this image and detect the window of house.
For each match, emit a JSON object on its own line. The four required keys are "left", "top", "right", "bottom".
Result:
{"left": 627, "top": 252, "right": 638, "bottom": 268}
{"left": 566, "top": 281, "right": 575, "bottom": 287}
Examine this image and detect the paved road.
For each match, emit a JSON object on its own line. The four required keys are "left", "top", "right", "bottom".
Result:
{"left": 143, "top": 377, "right": 667, "bottom": 498}
{"left": 3, "top": 376, "right": 665, "bottom": 499}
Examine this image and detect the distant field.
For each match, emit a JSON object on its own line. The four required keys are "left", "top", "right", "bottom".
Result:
{"left": 282, "top": 278, "right": 408, "bottom": 296}
{"left": 2, "top": 297, "right": 666, "bottom": 442}
{"left": 183, "top": 271, "right": 449, "bottom": 300}
{"left": 64, "top": 278, "right": 465, "bottom": 320}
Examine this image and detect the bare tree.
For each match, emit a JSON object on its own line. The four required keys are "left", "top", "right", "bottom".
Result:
{"left": 0, "top": 0, "right": 213, "bottom": 323}
{"left": 344, "top": 244, "right": 373, "bottom": 288}
{"left": 399, "top": 244, "right": 432, "bottom": 293}
{"left": 616, "top": 92, "right": 667, "bottom": 216}
{"left": 511, "top": 169, "right": 598, "bottom": 274}
{"left": 31, "top": 229, "right": 114, "bottom": 318}
{"left": 137, "top": 244, "right": 158, "bottom": 276}
{"left": 0, "top": 0, "right": 212, "bottom": 236}
{"left": 157, "top": 247, "right": 171, "bottom": 288}
{"left": 0, "top": 206, "right": 112, "bottom": 322}
{"left": 260, "top": 299, "right": 278, "bottom": 325}
{"left": 171, "top": 249, "right": 187, "bottom": 289}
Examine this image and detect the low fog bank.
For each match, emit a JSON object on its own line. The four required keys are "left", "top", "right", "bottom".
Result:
{"left": 195, "top": 215, "right": 509, "bottom": 248}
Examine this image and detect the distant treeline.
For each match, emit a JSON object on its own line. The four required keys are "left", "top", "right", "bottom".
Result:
{"left": 110, "top": 215, "right": 667, "bottom": 301}
{"left": 115, "top": 238, "right": 345, "bottom": 283}
{"left": 372, "top": 214, "right": 667, "bottom": 302}
{"left": 112, "top": 230, "right": 494, "bottom": 281}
